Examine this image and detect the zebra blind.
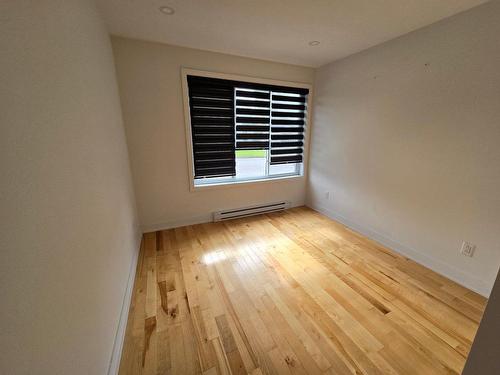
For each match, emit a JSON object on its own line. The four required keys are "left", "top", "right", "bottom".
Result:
{"left": 187, "top": 75, "right": 309, "bottom": 179}
{"left": 270, "top": 90, "right": 307, "bottom": 164}
{"left": 187, "top": 76, "right": 235, "bottom": 179}
{"left": 235, "top": 89, "right": 271, "bottom": 150}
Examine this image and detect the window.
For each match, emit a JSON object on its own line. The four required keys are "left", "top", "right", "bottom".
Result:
{"left": 185, "top": 73, "right": 309, "bottom": 188}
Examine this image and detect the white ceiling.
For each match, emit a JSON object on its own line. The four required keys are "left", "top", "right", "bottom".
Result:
{"left": 97, "top": 0, "right": 489, "bottom": 67}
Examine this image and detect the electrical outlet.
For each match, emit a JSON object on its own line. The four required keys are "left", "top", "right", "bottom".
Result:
{"left": 460, "top": 241, "right": 476, "bottom": 257}
{"left": 325, "top": 191, "right": 330, "bottom": 200}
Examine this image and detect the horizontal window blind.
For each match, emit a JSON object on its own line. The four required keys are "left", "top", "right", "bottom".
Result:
{"left": 270, "top": 91, "right": 307, "bottom": 164}
{"left": 187, "top": 76, "right": 235, "bottom": 179}
{"left": 187, "top": 74, "right": 309, "bottom": 179}
{"left": 235, "top": 89, "right": 270, "bottom": 150}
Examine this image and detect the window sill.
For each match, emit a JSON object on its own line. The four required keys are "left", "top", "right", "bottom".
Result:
{"left": 190, "top": 173, "right": 304, "bottom": 192}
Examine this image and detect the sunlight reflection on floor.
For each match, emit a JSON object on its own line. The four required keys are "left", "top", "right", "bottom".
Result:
{"left": 202, "top": 251, "right": 227, "bottom": 265}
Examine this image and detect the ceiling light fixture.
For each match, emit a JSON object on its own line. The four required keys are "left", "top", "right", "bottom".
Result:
{"left": 308, "top": 41, "right": 320, "bottom": 46}
{"left": 159, "top": 6, "right": 175, "bottom": 15}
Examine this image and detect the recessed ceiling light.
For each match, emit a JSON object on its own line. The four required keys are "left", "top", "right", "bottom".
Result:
{"left": 308, "top": 41, "right": 320, "bottom": 46}
{"left": 159, "top": 6, "right": 175, "bottom": 15}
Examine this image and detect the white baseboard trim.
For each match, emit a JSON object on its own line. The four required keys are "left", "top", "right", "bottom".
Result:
{"left": 107, "top": 230, "right": 142, "bottom": 375}
{"left": 140, "top": 202, "right": 305, "bottom": 234}
{"left": 309, "top": 203, "right": 491, "bottom": 297}
{"left": 140, "top": 213, "right": 212, "bottom": 233}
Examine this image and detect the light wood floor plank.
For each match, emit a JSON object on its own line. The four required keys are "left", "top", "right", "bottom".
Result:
{"left": 119, "top": 207, "right": 486, "bottom": 375}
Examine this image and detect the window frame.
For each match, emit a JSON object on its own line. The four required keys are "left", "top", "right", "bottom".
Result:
{"left": 181, "top": 68, "right": 313, "bottom": 191}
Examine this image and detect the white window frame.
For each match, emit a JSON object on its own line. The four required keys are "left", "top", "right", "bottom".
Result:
{"left": 181, "top": 68, "right": 313, "bottom": 191}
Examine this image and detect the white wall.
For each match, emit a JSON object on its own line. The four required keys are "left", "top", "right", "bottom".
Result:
{"left": 111, "top": 37, "right": 315, "bottom": 232}
{"left": 308, "top": 1, "right": 500, "bottom": 296}
{"left": 463, "top": 270, "right": 500, "bottom": 374}
{"left": 0, "top": 1, "right": 140, "bottom": 374}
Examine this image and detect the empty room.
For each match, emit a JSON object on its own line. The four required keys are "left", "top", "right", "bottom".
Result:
{"left": 2, "top": 0, "right": 500, "bottom": 374}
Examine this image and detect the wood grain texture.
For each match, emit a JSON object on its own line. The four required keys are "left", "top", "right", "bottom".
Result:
{"left": 118, "top": 207, "right": 487, "bottom": 375}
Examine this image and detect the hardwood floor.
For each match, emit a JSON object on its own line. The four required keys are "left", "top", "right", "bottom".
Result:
{"left": 119, "top": 207, "right": 487, "bottom": 375}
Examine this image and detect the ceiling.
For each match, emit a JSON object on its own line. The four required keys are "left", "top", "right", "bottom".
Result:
{"left": 97, "top": 0, "right": 489, "bottom": 67}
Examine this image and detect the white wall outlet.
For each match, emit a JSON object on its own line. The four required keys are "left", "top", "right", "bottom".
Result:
{"left": 325, "top": 191, "right": 330, "bottom": 200}
{"left": 460, "top": 241, "right": 476, "bottom": 257}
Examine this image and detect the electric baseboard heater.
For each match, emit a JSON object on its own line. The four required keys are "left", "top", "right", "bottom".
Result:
{"left": 213, "top": 201, "right": 291, "bottom": 221}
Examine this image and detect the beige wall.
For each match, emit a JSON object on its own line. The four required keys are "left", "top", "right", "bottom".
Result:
{"left": 308, "top": 1, "right": 500, "bottom": 296}
{"left": 111, "top": 37, "right": 315, "bottom": 231}
{"left": 0, "top": 1, "right": 140, "bottom": 374}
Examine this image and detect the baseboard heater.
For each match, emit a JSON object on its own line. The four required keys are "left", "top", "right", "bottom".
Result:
{"left": 213, "top": 201, "right": 291, "bottom": 222}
